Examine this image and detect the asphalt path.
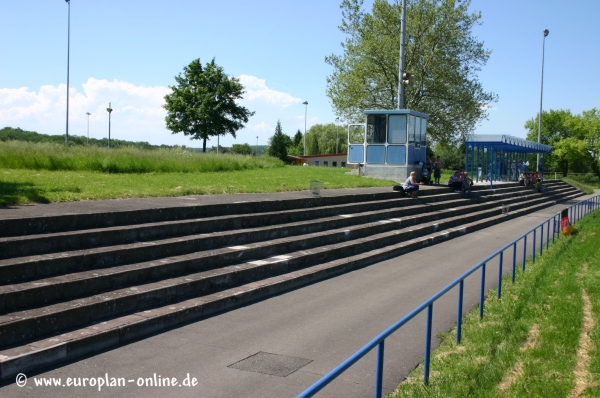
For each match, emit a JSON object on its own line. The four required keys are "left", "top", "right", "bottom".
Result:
{"left": 1, "top": 192, "right": 596, "bottom": 398}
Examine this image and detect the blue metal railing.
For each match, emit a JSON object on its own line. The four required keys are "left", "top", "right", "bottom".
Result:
{"left": 298, "top": 194, "right": 600, "bottom": 398}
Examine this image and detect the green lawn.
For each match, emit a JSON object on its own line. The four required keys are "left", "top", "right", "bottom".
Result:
{"left": 0, "top": 167, "right": 399, "bottom": 206}
{"left": 562, "top": 175, "right": 600, "bottom": 195}
{"left": 390, "top": 209, "right": 600, "bottom": 397}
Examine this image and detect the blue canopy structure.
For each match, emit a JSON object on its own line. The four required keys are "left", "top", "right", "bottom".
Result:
{"left": 465, "top": 134, "right": 552, "bottom": 189}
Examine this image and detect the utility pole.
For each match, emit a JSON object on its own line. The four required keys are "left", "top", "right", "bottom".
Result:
{"left": 397, "top": 0, "right": 407, "bottom": 109}
{"left": 537, "top": 29, "right": 549, "bottom": 173}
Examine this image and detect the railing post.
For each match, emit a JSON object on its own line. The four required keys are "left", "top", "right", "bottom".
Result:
{"left": 546, "top": 219, "right": 550, "bottom": 250}
{"left": 512, "top": 242, "right": 517, "bottom": 283}
{"left": 457, "top": 280, "right": 464, "bottom": 344}
{"left": 479, "top": 263, "right": 486, "bottom": 318}
{"left": 540, "top": 223, "right": 544, "bottom": 257}
{"left": 424, "top": 304, "right": 433, "bottom": 385}
{"left": 552, "top": 215, "right": 556, "bottom": 244}
{"left": 522, "top": 235, "right": 527, "bottom": 272}
{"left": 497, "top": 252, "right": 503, "bottom": 299}
{"left": 532, "top": 229, "right": 537, "bottom": 263}
{"left": 375, "top": 341, "right": 384, "bottom": 398}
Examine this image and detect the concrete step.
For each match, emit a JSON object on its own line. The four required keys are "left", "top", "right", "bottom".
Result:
{"left": 0, "top": 182, "right": 537, "bottom": 260}
{"left": 0, "top": 184, "right": 567, "bottom": 288}
{"left": 0, "top": 184, "right": 583, "bottom": 380}
{"left": 0, "top": 188, "right": 552, "bottom": 284}
{"left": 0, "top": 185, "right": 580, "bottom": 348}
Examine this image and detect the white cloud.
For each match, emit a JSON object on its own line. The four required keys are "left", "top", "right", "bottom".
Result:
{"left": 249, "top": 121, "right": 273, "bottom": 132}
{"left": 238, "top": 75, "right": 302, "bottom": 108}
{"left": 0, "top": 75, "right": 310, "bottom": 147}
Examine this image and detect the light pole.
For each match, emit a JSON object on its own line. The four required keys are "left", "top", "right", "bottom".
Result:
{"left": 537, "top": 29, "right": 549, "bottom": 172}
{"left": 86, "top": 112, "right": 91, "bottom": 146}
{"left": 335, "top": 117, "right": 340, "bottom": 154}
{"left": 106, "top": 102, "right": 113, "bottom": 148}
{"left": 256, "top": 136, "right": 259, "bottom": 156}
{"left": 303, "top": 101, "right": 308, "bottom": 156}
{"left": 397, "top": 0, "right": 407, "bottom": 109}
{"left": 65, "top": 0, "right": 71, "bottom": 145}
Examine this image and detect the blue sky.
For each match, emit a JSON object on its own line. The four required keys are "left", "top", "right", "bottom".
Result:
{"left": 1, "top": 0, "right": 598, "bottom": 149}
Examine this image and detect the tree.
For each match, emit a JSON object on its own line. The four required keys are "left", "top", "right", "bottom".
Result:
{"left": 574, "top": 108, "right": 600, "bottom": 179}
{"left": 525, "top": 109, "right": 600, "bottom": 177}
{"left": 433, "top": 142, "right": 463, "bottom": 171}
{"left": 326, "top": 0, "right": 498, "bottom": 144}
{"left": 231, "top": 143, "right": 255, "bottom": 155}
{"left": 293, "top": 130, "right": 303, "bottom": 147}
{"left": 268, "top": 121, "right": 289, "bottom": 162}
{"left": 303, "top": 123, "right": 349, "bottom": 155}
{"left": 163, "top": 58, "right": 255, "bottom": 152}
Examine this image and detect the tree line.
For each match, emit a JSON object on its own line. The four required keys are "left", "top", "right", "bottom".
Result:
{"left": 525, "top": 108, "right": 600, "bottom": 178}
{"left": 265, "top": 121, "right": 350, "bottom": 162}
{"left": 0, "top": 127, "right": 171, "bottom": 150}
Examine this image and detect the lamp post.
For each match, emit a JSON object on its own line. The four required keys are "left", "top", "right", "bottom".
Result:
{"left": 106, "top": 102, "right": 113, "bottom": 148}
{"left": 65, "top": 0, "right": 71, "bottom": 145}
{"left": 256, "top": 136, "right": 259, "bottom": 156}
{"left": 335, "top": 117, "right": 340, "bottom": 154}
{"left": 303, "top": 101, "right": 308, "bottom": 156}
{"left": 86, "top": 112, "right": 91, "bottom": 146}
{"left": 537, "top": 29, "right": 549, "bottom": 172}
{"left": 397, "top": 0, "right": 407, "bottom": 109}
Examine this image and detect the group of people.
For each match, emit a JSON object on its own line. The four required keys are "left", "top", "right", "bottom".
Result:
{"left": 519, "top": 171, "right": 540, "bottom": 187}
{"left": 448, "top": 170, "right": 473, "bottom": 193}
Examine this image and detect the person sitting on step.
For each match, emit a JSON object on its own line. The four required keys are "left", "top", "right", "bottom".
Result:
{"left": 448, "top": 170, "right": 463, "bottom": 192}
{"left": 403, "top": 171, "right": 424, "bottom": 198}
{"left": 461, "top": 171, "right": 473, "bottom": 192}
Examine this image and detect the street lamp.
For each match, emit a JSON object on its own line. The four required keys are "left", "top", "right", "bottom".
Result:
{"left": 303, "top": 101, "right": 308, "bottom": 156}
{"left": 256, "top": 136, "right": 259, "bottom": 156}
{"left": 537, "top": 29, "right": 549, "bottom": 173}
{"left": 86, "top": 112, "right": 91, "bottom": 146}
{"left": 65, "top": 0, "right": 71, "bottom": 145}
{"left": 335, "top": 117, "right": 340, "bottom": 154}
{"left": 106, "top": 102, "right": 113, "bottom": 148}
{"left": 397, "top": 0, "right": 407, "bottom": 109}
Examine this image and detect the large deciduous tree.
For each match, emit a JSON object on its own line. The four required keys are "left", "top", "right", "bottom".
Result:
{"left": 305, "top": 123, "right": 348, "bottom": 155}
{"left": 163, "top": 58, "right": 255, "bottom": 152}
{"left": 326, "top": 0, "right": 498, "bottom": 144}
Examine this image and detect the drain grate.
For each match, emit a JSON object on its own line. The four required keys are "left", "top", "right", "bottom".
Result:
{"left": 228, "top": 351, "right": 312, "bottom": 377}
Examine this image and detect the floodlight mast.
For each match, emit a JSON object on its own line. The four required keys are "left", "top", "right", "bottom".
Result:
{"left": 397, "top": 0, "right": 407, "bottom": 109}
{"left": 537, "top": 29, "right": 549, "bottom": 173}
{"left": 65, "top": 0, "right": 71, "bottom": 145}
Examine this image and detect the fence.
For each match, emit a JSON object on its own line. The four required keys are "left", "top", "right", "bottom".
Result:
{"left": 298, "top": 194, "right": 600, "bottom": 398}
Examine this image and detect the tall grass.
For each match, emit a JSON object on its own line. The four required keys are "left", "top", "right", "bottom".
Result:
{"left": 566, "top": 173, "right": 600, "bottom": 187}
{"left": 0, "top": 141, "right": 283, "bottom": 173}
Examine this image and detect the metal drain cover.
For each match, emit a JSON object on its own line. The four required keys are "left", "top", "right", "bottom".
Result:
{"left": 228, "top": 351, "right": 312, "bottom": 377}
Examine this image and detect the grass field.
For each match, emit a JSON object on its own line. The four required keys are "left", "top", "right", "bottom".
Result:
{"left": 0, "top": 167, "right": 402, "bottom": 205}
{"left": 562, "top": 175, "right": 600, "bottom": 195}
{"left": 390, "top": 209, "right": 600, "bottom": 397}
{"left": 0, "top": 141, "right": 283, "bottom": 173}
{"left": 0, "top": 141, "right": 459, "bottom": 206}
